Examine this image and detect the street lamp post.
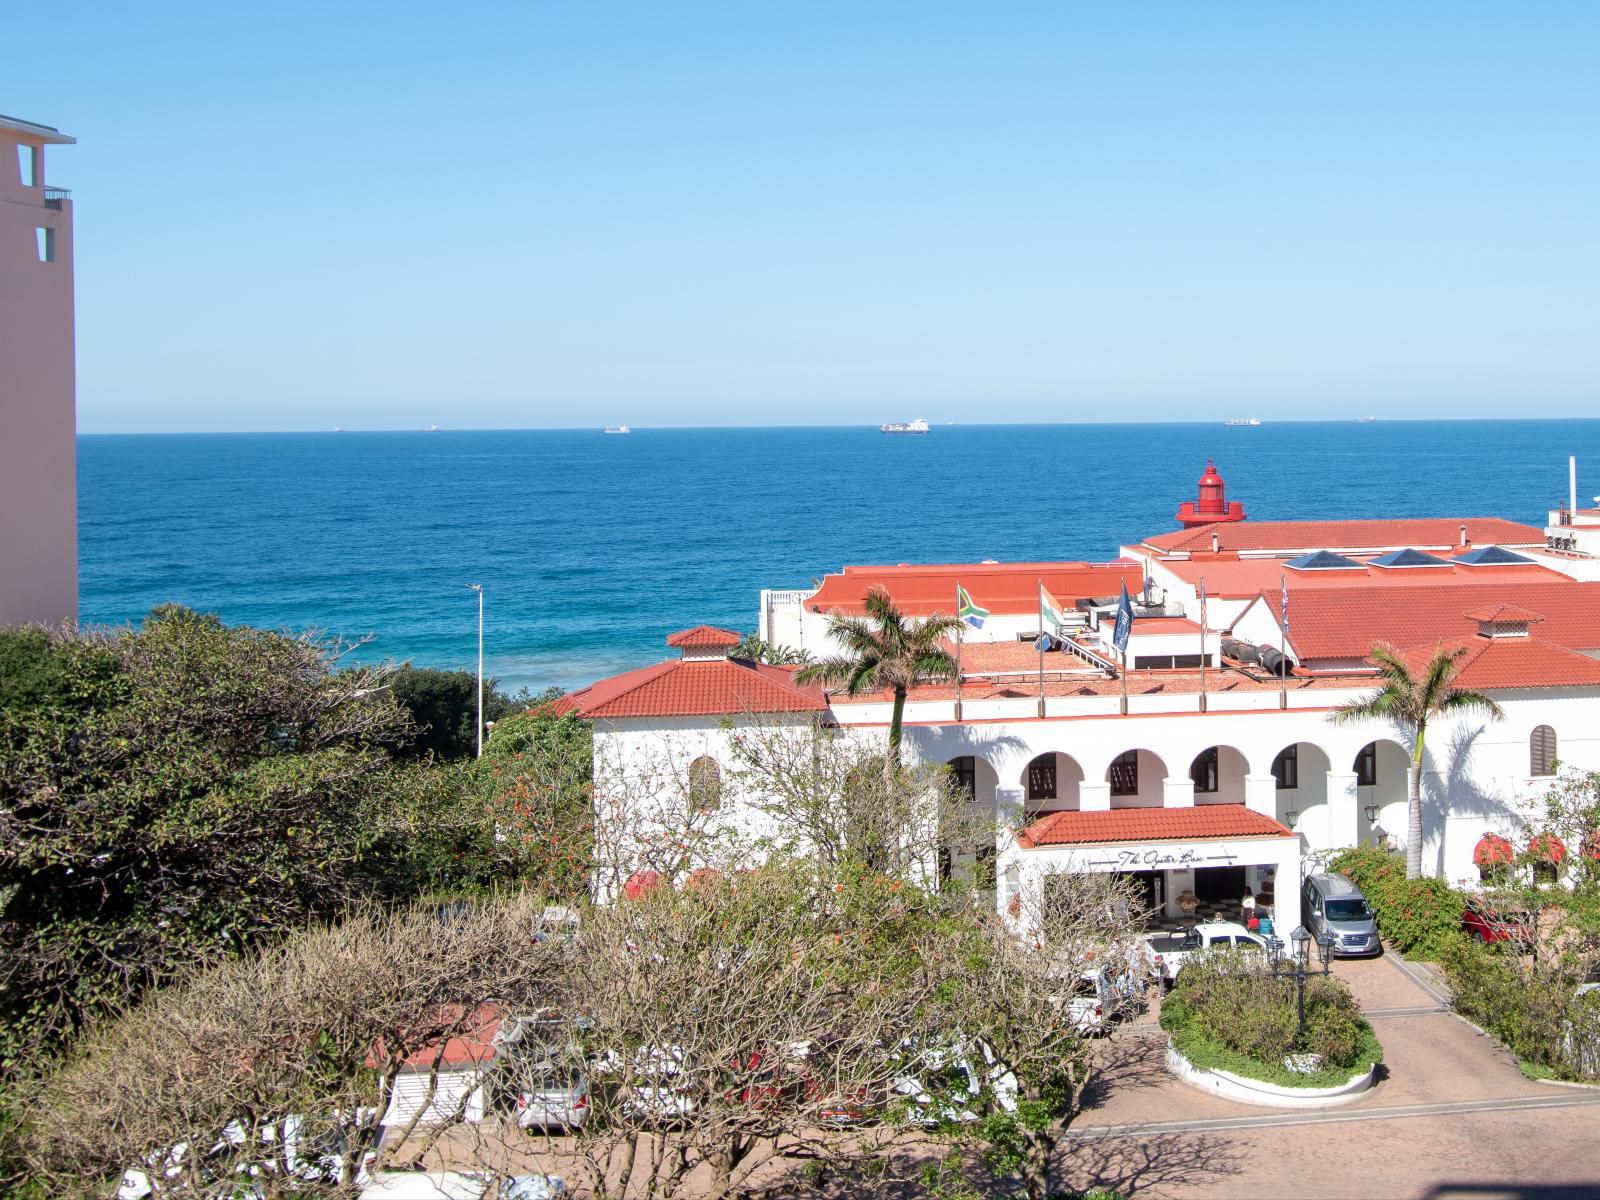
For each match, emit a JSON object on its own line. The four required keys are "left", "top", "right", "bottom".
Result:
{"left": 465, "top": 583, "right": 484, "bottom": 757}
{"left": 1265, "top": 924, "right": 1337, "bottom": 1044}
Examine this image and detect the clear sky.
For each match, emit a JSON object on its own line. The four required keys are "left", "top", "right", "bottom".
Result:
{"left": 11, "top": 2, "right": 1600, "bottom": 432}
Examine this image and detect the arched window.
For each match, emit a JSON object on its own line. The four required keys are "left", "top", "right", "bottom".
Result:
{"left": 949, "top": 756, "right": 978, "bottom": 803}
{"left": 1271, "top": 746, "right": 1299, "bottom": 790}
{"left": 1025, "top": 754, "right": 1058, "bottom": 802}
{"left": 1354, "top": 743, "right": 1378, "bottom": 787}
{"left": 1190, "top": 748, "right": 1219, "bottom": 793}
{"left": 1109, "top": 751, "right": 1139, "bottom": 797}
{"left": 1531, "top": 726, "right": 1557, "bottom": 777}
{"left": 688, "top": 756, "right": 722, "bottom": 813}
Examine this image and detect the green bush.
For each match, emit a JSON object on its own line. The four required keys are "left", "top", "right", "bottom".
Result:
{"left": 1441, "top": 937, "right": 1599, "bottom": 1081}
{"left": 1329, "top": 846, "right": 1467, "bottom": 959}
{"left": 1159, "top": 950, "right": 1382, "bottom": 1086}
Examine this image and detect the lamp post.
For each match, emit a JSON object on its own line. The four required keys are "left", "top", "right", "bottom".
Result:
{"left": 465, "top": 583, "right": 484, "bottom": 758}
{"left": 1266, "top": 924, "right": 1337, "bottom": 1044}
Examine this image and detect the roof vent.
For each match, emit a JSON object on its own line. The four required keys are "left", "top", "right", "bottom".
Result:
{"left": 1462, "top": 605, "right": 1542, "bottom": 639}
{"left": 665, "top": 625, "right": 742, "bottom": 659}
{"left": 1460, "top": 524, "right": 1469, "bottom": 547}
{"left": 1284, "top": 550, "right": 1365, "bottom": 572}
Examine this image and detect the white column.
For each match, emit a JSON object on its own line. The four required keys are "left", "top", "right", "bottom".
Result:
{"left": 1325, "top": 770, "right": 1359, "bottom": 852}
{"left": 1079, "top": 780, "right": 1112, "bottom": 812}
{"left": 1272, "top": 838, "right": 1303, "bottom": 935}
{"left": 995, "top": 784, "right": 1026, "bottom": 832}
{"left": 1163, "top": 777, "right": 1195, "bottom": 808}
{"left": 1244, "top": 774, "right": 1278, "bottom": 820}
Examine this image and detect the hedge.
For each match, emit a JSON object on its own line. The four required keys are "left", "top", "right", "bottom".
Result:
{"left": 1158, "top": 951, "right": 1383, "bottom": 1088}
{"left": 1328, "top": 846, "right": 1466, "bottom": 960}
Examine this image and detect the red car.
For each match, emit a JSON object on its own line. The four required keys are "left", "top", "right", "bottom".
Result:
{"left": 1462, "top": 906, "right": 1534, "bottom": 950}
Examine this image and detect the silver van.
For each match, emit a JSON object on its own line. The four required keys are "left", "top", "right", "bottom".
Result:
{"left": 1302, "top": 873, "right": 1381, "bottom": 957}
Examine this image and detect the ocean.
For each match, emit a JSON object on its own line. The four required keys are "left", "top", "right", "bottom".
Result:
{"left": 77, "top": 420, "right": 1600, "bottom": 695}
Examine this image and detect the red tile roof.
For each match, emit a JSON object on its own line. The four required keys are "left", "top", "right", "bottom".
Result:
{"left": 666, "top": 625, "right": 742, "bottom": 648}
{"left": 555, "top": 657, "right": 827, "bottom": 719}
{"left": 1397, "top": 635, "right": 1600, "bottom": 691}
{"left": 1142, "top": 517, "right": 1544, "bottom": 555}
{"left": 370, "top": 1003, "right": 501, "bottom": 1070}
{"left": 1461, "top": 604, "right": 1543, "bottom": 624}
{"left": 1259, "top": 582, "right": 1600, "bottom": 661}
{"left": 1017, "top": 804, "right": 1293, "bottom": 848}
{"left": 806, "top": 561, "right": 1141, "bottom": 616}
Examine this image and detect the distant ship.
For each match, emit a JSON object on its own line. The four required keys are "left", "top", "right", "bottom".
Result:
{"left": 1223, "top": 417, "right": 1262, "bottom": 427}
{"left": 881, "top": 418, "right": 931, "bottom": 434}
{"left": 604, "top": 425, "right": 631, "bottom": 435}
{"left": 424, "top": 423, "right": 440, "bottom": 432}
{"left": 1355, "top": 416, "right": 1378, "bottom": 423}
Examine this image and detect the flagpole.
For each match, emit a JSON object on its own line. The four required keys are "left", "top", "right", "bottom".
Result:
{"left": 1199, "top": 577, "right": 1208, "bottom": 714}
{"left": 955, "top": 580, "right": 963, "bottom": 722}
{"left": 1037, "top": 579, "right": 1046, "bottom": 718}
{"left": 1279, "top": 573, "right": 1289, "bottom": 712}
{"left": 1120, "top": 646, "right": 1128, "bottom": 716}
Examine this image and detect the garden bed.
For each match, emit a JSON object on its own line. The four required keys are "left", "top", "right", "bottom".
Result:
{"left": 1165, "top": 1036, "right": 1377, "bottom": 1108}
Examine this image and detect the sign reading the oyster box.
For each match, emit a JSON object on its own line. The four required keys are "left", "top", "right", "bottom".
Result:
{"left": 1086, "top": 847, "right": 1241, "bottom": 869}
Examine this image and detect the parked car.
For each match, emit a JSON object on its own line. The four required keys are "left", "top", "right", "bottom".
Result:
{"left": 117, "top": 1114, "right": 378, "bottom": 1199}
{"left": 592, "top": 1045, "right": 700, "bottom": 1122}
{"left": 891, "top": 1037, "right": 1017, "bottom": 1126}
{"left": 510, "top": 1059, "right": 591, "bottom": 1131}
{"left": 1302, "top": 873, "right": 1382, "bottom": 957}
{"left": 1461, "top": 903, "right": 1536, "bottom": 952}
{"left": 1144, "top": 921, "right": 1266, "bottom": 985}
{"left": 359, "top": 1172, "right": 566, "bottom": 1199}
{"left": 1056, "top": 969, "right": 1131, "bottom": 1035}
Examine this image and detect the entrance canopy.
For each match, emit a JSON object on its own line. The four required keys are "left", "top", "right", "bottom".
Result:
{"left": 1001, "top": 804, "right": 1303, "bottom": 934}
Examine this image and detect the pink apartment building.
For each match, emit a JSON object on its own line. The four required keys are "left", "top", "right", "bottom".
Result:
{"left": 1, "top": 113, "right": 77, "bottom": 625}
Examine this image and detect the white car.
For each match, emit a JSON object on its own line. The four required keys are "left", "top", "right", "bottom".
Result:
{"left": 1144, "top": 921, "right": 1267, "bottom": 985}
{"left": 512, "top": 1060, "right": 591, "bottom": 1130}
{"left": 891, "top": 1038, "right": 1017, "bottom": 1126}
{"left": 117, "top": 1114, "right": 376, "bottom": 1198}
{"left": 359, "top": 1171, "right": 566, "bottom": 1199}
{"left": 592, "top": 1045, "right": 700, "bottom": 1121}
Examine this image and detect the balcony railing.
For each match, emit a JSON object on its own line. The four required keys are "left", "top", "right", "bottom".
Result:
{"left": 43, "top": 186, "right": 71, "bottom": 208}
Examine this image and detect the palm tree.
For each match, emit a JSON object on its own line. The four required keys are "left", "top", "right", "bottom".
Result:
{"left": 1330, "top": 644, "right": 1504, "bottom": 879}
{"left": 796, "top": 586, "right": 962, "bottom": 765}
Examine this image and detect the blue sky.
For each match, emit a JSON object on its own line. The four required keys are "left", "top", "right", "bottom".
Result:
{"left": 12, "top": 2, "right": 1600, "bottom": 432}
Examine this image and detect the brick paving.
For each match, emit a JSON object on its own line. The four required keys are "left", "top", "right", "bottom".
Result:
{"left": 1071, "top": 950, "right": 1600, "bottom": 1198}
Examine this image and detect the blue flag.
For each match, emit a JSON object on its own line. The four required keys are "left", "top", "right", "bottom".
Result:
{"left": 1112, "top": 581, "right": 1133, "bottom": 655}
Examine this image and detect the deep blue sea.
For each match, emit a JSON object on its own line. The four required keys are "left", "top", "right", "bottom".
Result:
{"left": 77, "top": 421, "right": 1600, "bottom": 694}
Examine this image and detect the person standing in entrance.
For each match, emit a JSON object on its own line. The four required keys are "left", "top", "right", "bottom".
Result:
{"left": 1241, "top": 891, "right": 1258, "bottom": 931}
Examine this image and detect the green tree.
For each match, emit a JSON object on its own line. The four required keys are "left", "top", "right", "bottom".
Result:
{"left": 0, "top": 609, "right": 488, "bottom": 1063}
{"left": 795, "top": 587, "right": 960, "bottom": 765}
{"left": 1330, "top": 643, "right": 1504, "bottom": 879}
{"left": 390, "top": 664, "right": 523, "bottom": 760}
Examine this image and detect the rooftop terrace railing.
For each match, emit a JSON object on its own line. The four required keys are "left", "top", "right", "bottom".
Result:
{"left": 43, "top": 186, "right": 71, "bottom": 207}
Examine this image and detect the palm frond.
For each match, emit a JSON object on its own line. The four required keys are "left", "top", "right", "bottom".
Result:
{"left": 1439, "top": 688, "right": 1506, "bottom": 721}
{"left": 795, "top": 656, "right": 860, "bottom": 688}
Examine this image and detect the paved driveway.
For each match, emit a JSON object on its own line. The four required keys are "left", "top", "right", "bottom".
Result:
{"left": 1069, "top": 951, "right": 1600, "bottom": 1198}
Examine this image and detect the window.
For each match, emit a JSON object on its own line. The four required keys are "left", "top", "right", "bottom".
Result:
{"left": 1190, "top": 747, "right": 1219, "bottom": 793}
{"left": 1355, "top": 742, "right": 1377, "bottom": 787}
{"left": 1272, "top": 745, "right": 1299, "bottom": 790}
{"left": 1531, "top": 726, "right": 1557, "bottom": 777}
{"left": 688, "top": 756, "right": 722, "bottom": 814}
{"left": 35, "top": 227, "right": 55, "bottom": 263}
{"left": 1025, "top": 754, "right": 1057, "bottom": 802}
{"left": 18, "top": 144, "right": 37, "bottom": 188}
{"left": 949, "top": 755, "right": 977, "bottom": 802}
{"left": 1109, "top": 750, "right": 1139, "bottom": 797}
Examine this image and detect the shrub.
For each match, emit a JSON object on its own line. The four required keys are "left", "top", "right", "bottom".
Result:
{"left": 1330, "top": 846, "right": 1467, "bottom": 959}
{"left": 1441, "top": 936, "right": 1599, "bottom": 1081}
{"left": 1159, "top": 950, "right": 1382, "bottom": 1086}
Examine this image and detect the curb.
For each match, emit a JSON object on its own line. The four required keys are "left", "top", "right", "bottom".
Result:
{"left": 1164, "top": 1039, "right": 1376, "bottom": 1109}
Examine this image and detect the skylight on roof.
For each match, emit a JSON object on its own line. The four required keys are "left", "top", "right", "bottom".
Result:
{"left": 1453, "top": 545, "right": 1535, "bottom": 566}
{"left": 1369, "top": 548, "right": 1451, "bottom": 569}
{"left": 1284, "top": 550, "right": 1366, "bottom": 571}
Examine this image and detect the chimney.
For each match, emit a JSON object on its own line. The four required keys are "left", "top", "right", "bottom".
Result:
{"left": 1459, "top": 524, "right": 1467, "bottom": 547}
{"left": 1210, "top": 532, "right": 1220, "bottom": 553}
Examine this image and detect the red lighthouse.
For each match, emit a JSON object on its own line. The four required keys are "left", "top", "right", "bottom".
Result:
{"left": 1176, "top": 460, "right": 1246, "bottom": 528}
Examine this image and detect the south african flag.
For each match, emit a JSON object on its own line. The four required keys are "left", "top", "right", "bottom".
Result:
{"left": 956, "top": 584, "right": 989, "bottom": 630}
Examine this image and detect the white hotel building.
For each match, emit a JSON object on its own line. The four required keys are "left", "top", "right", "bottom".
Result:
{"left": 556, "top": 463, "right": 1600, "bottom": 938}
